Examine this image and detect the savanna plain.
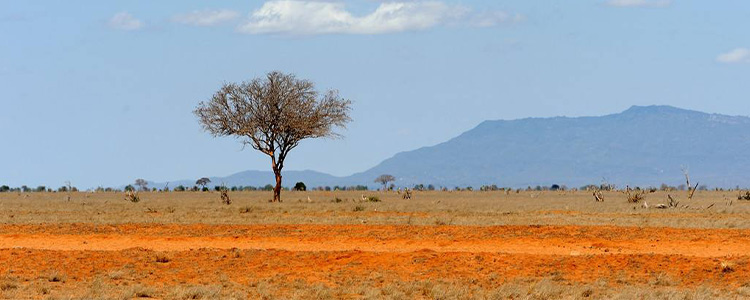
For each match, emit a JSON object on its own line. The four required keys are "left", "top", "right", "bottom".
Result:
{"left": 1, "top": 190, "right": 750, "bottom": 299}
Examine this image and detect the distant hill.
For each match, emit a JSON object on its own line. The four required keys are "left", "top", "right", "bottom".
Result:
{"left": 348, "top": 105, "right": 750, "bottom": 188}
{"left": 145, "top": 106, "right": 750, "bottom": 189}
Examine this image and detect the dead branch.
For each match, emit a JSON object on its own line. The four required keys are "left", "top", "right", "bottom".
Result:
{"left": 688, "top": 182, "right": 699, "bottom": 200}
{"left": 593, "top": 190, "right": 604, "bottom": 202}
{"left": 402, "top": 188, "right": 412, "bottom": 200}
{"left": 667, "top": 194, "right": 679, "bottom": 208}
{"left": 625, "top": 186, "right": 646, "bottom": 203}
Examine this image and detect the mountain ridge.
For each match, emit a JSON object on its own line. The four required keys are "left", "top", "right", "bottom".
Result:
{"left": 144, "top": 105, "right": 750, "bottom": 189}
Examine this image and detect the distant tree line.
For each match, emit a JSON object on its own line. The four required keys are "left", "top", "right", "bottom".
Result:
{"left": 310, "top": 185, "right": 369, "bottom": 191}
{"left": 0, "top": 182, "right": 730, "bottom": 194}
{"left": 0, "top": 185, "right": 79, "bottom": 193}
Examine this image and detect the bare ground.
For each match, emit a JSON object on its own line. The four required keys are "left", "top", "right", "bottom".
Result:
{"left": 1, "top": 191, "right": 750, "bottom": 299}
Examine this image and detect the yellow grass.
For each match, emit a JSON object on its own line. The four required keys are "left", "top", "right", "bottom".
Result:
{"left": 0, "top": 190, "right": 747, "bottom": 228}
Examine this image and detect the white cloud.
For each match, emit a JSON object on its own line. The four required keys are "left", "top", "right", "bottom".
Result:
{"left": 108, "top": 12, "right": 144, "bottom": 31}
{"left": 237, "top": 1, "right": 520, "bottom": 35}
{"left": 606, "top": 0, "right": 672, "bottom": 8}
{"left": 172, "top": 10, "right": 240, "bottom": 26}
{"left": 716, "top": 48, "right": 750, "bottom": 64}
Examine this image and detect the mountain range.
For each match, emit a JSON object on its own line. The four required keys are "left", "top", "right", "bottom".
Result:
{"left": 147, "top": 106, "right": 750, "bottom": 189}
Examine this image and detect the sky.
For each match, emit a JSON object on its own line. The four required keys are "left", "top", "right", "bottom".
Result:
{"left": 1, "top": 0, "right": 749, "bottom": 189}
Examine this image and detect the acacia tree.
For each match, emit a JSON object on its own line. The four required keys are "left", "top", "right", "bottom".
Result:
{"left": 134, "top": 179, "right": 148, "bottom": 191}
{"left": 194, "top": 71, "right": 351, "bottom": 202}
{"left": 196, "top": 177, "right": 211, "bottom": 190}
{"left": 375, "top": 174, "right": 396, "bottom": 191}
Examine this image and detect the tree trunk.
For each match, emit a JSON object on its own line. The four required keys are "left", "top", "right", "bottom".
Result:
{"left": 273, "top": 171, "right": 283, "bottom": 202}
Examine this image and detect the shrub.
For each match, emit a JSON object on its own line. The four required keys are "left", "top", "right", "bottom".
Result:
{"left": 47, "top": 271, "right": 66, "bottom": 282}
{"left": 353, "top": 205, "right": 365, "bottom": 212}
{"left": 220, "top": 188, "right": 231, "bottom": 205}
{"left": 174, "top": 185, "right": 186, "bottom": 192}
{"left": 155, "top": 254, "right": 171, "bottom": 263}
{"left": 721, "top": 261, "right": 735, "bottom": 273}
{"left": 626, "top": 189, "right": 646, "bottom": 203}
{"left": 0, "top": 282, "right": 17, "bottom": 291}
{"left": 294, "top": 182, "right": 307, "bottom": 191}
{"left": 124, "top": 190, "right": 140, "bottom": 203}
{"left": 124, "top": 285, "right": 156, "bottom": 299}
{"left": 0, "top": 185, "right": 9, "bottom": 192}
{"left": 169, "top": 285, "right": 221, "bottom": 300}
{"left": 367, "top": 196, "right": 380, "bottom": 202}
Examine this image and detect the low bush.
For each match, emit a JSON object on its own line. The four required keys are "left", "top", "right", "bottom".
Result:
{"left": 124, "top": 190, "right": 140, "bottom": 203}
{"left": 220, "top": 188, "right": 232, "bottom": 205}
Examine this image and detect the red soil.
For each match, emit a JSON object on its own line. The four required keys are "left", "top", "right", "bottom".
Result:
{"left": 1, "top": 224, "right": 747, "bottom": 290}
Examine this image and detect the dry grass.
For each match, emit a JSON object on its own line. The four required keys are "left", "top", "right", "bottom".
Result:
{"left": 2, "top": 190, "right": 750, "bottom": 299}
{"left": 0, "top": 190, "right": 748, "bottom": 228}
{"left": 0, "top": 276, "right": 739, "bottom": 300}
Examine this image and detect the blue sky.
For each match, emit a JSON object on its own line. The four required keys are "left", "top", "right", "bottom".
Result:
{"left": 1, "top": 0, "right": 749, "bottom": 189}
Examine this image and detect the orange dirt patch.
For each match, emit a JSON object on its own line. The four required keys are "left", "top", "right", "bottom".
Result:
{"left": 0, "top": 224, "right": 748, "bottom": 295}
{"left": 1, "top": 224, "right": 749, "bottom": 257}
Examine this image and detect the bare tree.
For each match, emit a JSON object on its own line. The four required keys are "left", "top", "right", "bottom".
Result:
{"left": 681, "top": 165, "right": 699, "bottom": 200}
{"left": 681, "top": 166, "right": 691, "bottom": 190}
{"left": 196, "top": 177, "right": 211, "bottom": 190}
{"left": 375, "top": 174, "right": 396, "bottom": 191}
{"left": 194, "top": 71, "right": 352, "bottom": 202}
{"left": 134, "top": 179, "right": 148, "bottom": 192}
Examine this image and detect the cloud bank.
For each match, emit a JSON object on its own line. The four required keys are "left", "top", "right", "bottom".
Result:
{"left": 717, "top": 48, "right": 750, "bottom": 64}
{"left": 108, "top": 12, "right": 144, "bottom": 31}
{"left": 237, "top": 1, "right": 521, "bottom": 35}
